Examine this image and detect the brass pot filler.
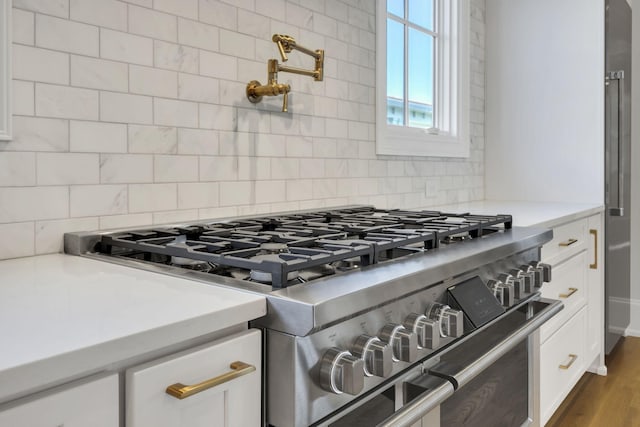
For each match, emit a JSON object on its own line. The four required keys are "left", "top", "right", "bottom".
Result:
{"left": 246, "top": 34, "right": 324, "bottom": 112}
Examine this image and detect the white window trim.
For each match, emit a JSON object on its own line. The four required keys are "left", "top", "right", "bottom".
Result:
{"left": 0, "top": 0, "right": 11, "bottom": 141}
{"left": 376, "top": 0, "right": 470, "bottom": 158}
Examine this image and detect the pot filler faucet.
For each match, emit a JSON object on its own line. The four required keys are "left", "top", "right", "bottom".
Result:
{"left": 246, "top": 34, "right": 324, "bottom": 112}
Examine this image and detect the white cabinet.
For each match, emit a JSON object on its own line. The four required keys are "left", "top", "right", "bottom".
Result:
{"left": 534, "top": 213, "right": 604, "bottom": 426}
{"left": 126, "top": 329, "right": 261, "bottom": 427}
{"left": 0, "top": 374, "right": 118, "bottom": 427}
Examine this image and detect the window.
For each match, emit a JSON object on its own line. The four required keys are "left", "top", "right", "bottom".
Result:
{"left": 0, "top": 0, "right": 10, "bottom": 141}
{"left": 376, "top": 0, "right": 469, "bottom": 157}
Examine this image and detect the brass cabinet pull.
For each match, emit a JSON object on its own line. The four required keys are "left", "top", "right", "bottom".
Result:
{"left": 559, "top": 354, "right": 578, "bottom": 370}
{"left": 559, "top": 287, "right": 578, "bottom": 298}
{"left": 559, "top": 238, "right": 578, "bottom": 247}
{"left": 165, "top": 361, "right": 256, "bottom": 400}
{"left": 589, "top": 229, "right": 598, "bottom": 269}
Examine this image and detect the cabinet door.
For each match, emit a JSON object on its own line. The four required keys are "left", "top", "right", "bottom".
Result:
{"left": 0, "top": 374, "right": 118, "bottom": 427}
{"left": 127, "top": 329, "right": 261, "bottom": 427}
{"left": 587, "top": 214, "right": 604, "bottom": 365}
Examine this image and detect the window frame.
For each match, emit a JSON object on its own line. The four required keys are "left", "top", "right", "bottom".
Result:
{"left": 376, "top": 0, "right": 470, "bottom": 158}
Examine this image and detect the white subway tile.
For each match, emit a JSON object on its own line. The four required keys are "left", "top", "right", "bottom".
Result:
{"left": 154, "top": 0, "right": 197, "bottom": 19}
{"left": 154, "top": 155, "right": 198, "bottom": 183}
{"left": 313, "top": 13, "right": 337, "bottom": 38}
{"left": 129, "top": 183, "right": 177, "bottom": 213}
{"left": 154, "top": 40, "right": 199, "bottom": 73}
{"left": 99, "top": 213, "right": 153, "bottom": 230}
{"left": 299, "top": 115, "right": 326, "bottom": 138}
{"left": 12, "top": 8, "right": 34, "bottom": 45}
{"left": 154, "top": 98, "right": 198, "bottom": 128}
{"left": 238, "top": 157, "right": 270, "bottom": 181}
{"left": 200, "top": 51, "right": 237, "bottom": 80}
{"left": 12, "top": 80, "right": 34, "bottom": 116}
{"left": 313, "top": 138, "right": 337, "bottom": 158}
{"left": 219, "top": 29, "right": 255, "bottom": 60}
{"left": 0, "top": 152, "right": 36, "bottom": 186}
{"left": 299, "top": 158, "right": 325, "bottom": 178}
{"left": 178, "top": 128, "right": 219, "bottom": 155}
{"left": 336, "top": 138, "right": 358, "bottom": 158}
{"left": 101, "top": 29, "right": 153, "bottom": 66}
{"left": 130, "top": 65, "right": 177, "bottom": 98}
{"left": 324, "top": 118, "right": 348, "bottom": 138}
{"left": 325, "top": 159, "right": 349, "bottom": 178}
{"left": 36, "top": 14, "right": 98, "bottom": 56}
{"left": 271, "top": 114, "right": 301, "bottom": 136}
{"left": 198, "top": 206, "right": 237, "bottom": 220}
{"left": 199, "top": 0, "right": 237, "bottom": 31}
{"left": 255, "top": 180, "right": 285, "bottom": 204}
{"left": 286, "top": 179, "right": 313, "bottom": 201}
{"left": 348, "top": 121, "right": 368, "bottom": 140}
{"left": 254, "top": 134, "right": 285, "bottom": 157}
{"left": 37, "top": 153, "right": 99, "bottom": 185}
{"left": 313, "top": 178, "right": 337, "bottom": 199}
{"left": 285, "top": 136, "right": 313, "bottom": 157}
{"left": 199, "top": 156, "right": 238, "bottom": 181}
{"left": 13, "top": 45, "right": 69, "bottom": 84}
{"left": 271, "top": 158, "right": 299, "bottom": 180}
{"left": 153, "top": 209, "right": 198, "bottom": 224}
{"left": 199, "top": 104, "right": 236, "bottom": 130}
{"left": 237, "top": 107, "right": 270, "bottom": 134}
{"left": 35, "top": 217, "right": 99, "bottom": 254}
{"left": 120, "top": 0, "right": 151, "bottom": 7}
{"left": 0, "top": 223, "right": 35, "bottom": 259}
{"left": 178, "top": 73, "right": 219, "bottom": 104}
{"left": 70, "top": 0, "right": 126, "bottom": 31}
{"left": 220, "top": 0, "right": 253, "bottom": 11}
{"left": 286, "top": 4, "right": 313, "bottom": 27}
{"left": 13, "top": 0, "right": 68, "bottom": 18}
{"left": 128, "top": 125, "right": 177, "bottom": 153}
{"left": 129, "top": 5, "right": 177, "bottom": 42}
{"left": 70, "top": 184, "right": 127, "bottom": 217}
{"left": 178, "top": 182, "right": 219, "bottom": 209}
{"left": 0, "top": 186, "right": 69, "bottom": 223}
{"left": 8, "top": 116, "right": 69, "bottom": 152}
{"left": 219, "top": 181, "right": 253, "bottom": 206}
{"left": 237, "top": 9, "right": 270, "bottom": 39}
{"left": 178, "top": 18, "right": 218, "bottom": 51}
{"left": 219, "top": 131, "right": 254, "bottom": 156}
{"left": 70, "top": 121, "right": 127, "bottom": 153}
{"left": 100, "top": 92, "right": 152, "bottom": 124}
{"left": 218, "top": 80, "right": 247, "bottom": 106}
{"left": 36, "top": 84, "right": 98, "bottom": 120}
{"left": 100, "top": 154, "right": 153, "bottom": 184}
{"left": 237, "top": 204, "right": 269, "bottom": 216}
{"left": 255, "top": 0, "right": 284, "bottom": 17}
{"left": 70, "top": 56, "right": 128, "bottom": 92}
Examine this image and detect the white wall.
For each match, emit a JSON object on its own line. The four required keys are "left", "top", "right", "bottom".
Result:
{"left": 627, "top": 0, "right": 640, "bottom": 335}
{"left": 0, "top": 0, "right": 487, "bottom": 260}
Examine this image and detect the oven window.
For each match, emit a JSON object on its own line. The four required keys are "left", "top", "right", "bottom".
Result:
{"left": 329, "top": 385, "right": 395, "bottom": 427}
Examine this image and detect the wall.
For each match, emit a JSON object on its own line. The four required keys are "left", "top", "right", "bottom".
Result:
{"left": 0, "top": 0, "right": 486, "bottom": 260}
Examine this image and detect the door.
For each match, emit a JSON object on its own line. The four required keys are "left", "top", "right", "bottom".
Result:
{"left": 604, "top": 0, "right": 632, "bottom": 353}
{"left": 126, "top": 330, "right": 261, "bottom": 427}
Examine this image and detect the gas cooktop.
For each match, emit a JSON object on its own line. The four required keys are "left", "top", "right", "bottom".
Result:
{"left": 92, "top": 206, "right": 513, "bottom": 289}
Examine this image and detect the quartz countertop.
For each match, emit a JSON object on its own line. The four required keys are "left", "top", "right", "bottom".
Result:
{"left": 429, "top": 200, "right": 603, "bottom": 228}
{"left": 0, "top": 254, "right": 266, "bottom": 404}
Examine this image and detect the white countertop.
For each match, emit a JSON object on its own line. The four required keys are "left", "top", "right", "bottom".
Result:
{"left": 0, "top": 254, "right": 266, "bottom": 404}
{"left": 430, "top": 200, "right": 604, "bottom": 228}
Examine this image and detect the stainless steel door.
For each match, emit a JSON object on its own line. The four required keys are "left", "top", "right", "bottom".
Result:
{"left": 604, "top": 0, "right": 632, "bottom": 354}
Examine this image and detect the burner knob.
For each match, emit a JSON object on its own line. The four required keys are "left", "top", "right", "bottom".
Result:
{"left": 319, "top": 348, "right": 364, "bottom": 395}
{"left": 509, "top": 268, "right": 532, "bottom": 298}
{"left": 530, "top": 261, "right": 552, "bottom": 283}
{"left": 520, "top": 265, "right": 543, "bottom": 289}
{"left": 514, "top": 268, "right": 536, "bottom": 294}
{"left": 490, "top": 277, "right": 515, "bottom": 307}
{"left": 403, "top": 313, "right": 440, "bottom": 350}
{"left": 379, "top": 324, "right": 418, "bottom": 363}
{"left": 352, "top": 335, "right": 393, "bottom": 378}
{"left": 499, "top": 272, "right": 525, "bottom": 300}
{"left": 425, "top": 303, "right": 464, "bottom": 338}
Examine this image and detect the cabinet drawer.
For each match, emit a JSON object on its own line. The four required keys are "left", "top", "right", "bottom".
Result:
{"left": 0, "top": 374, "right": 118, "bottom": 427}
{"left": 540, "top": 307, "right": 587, "bottom": 426}
{"left": 540, "top": 251, "right": 587, "bottom": 343}
{"left": 541, "top": 219, "right": 588, "bottom": 264}
{"left": 127, "top": 329, "right": 261, "bottom": 427}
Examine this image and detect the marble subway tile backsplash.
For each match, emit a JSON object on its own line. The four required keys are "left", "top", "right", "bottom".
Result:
{"left": 1, "top": 0, "right": 486, "bottom": 260}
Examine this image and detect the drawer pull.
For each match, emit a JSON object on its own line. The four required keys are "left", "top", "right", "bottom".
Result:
{"left": 559, "top": 287, "right": 578, "bottom": 298}
{"left": 165, "top": 361, "right": 256, "bottom": 399}
{"left": 559, "top": 238, "right": 578, "bottom": 247}
{"left": 590, "top": 229, "right": 598, "bottom": 269}
{"left": 559, "top": 354, "right": 578, "bottom": 370}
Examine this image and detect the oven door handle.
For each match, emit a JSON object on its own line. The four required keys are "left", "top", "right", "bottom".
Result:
{"left": 431, "top": 298, "right": 563, "bottom": 389}
{"left": 376, "top": 380, "right": 454, "bottom": 427}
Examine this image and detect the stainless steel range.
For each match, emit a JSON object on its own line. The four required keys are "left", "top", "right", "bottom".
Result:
{"left": 64, "top": 206, "right": 563, "bottom": 427}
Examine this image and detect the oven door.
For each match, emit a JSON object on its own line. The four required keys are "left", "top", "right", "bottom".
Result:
{"left": 376, "top": 297, "right": 563, "bottom": 427}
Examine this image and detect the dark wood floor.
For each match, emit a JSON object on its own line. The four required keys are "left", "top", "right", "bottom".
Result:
{"left": 546, "top": 337, "right": 640, "bottom": 427}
